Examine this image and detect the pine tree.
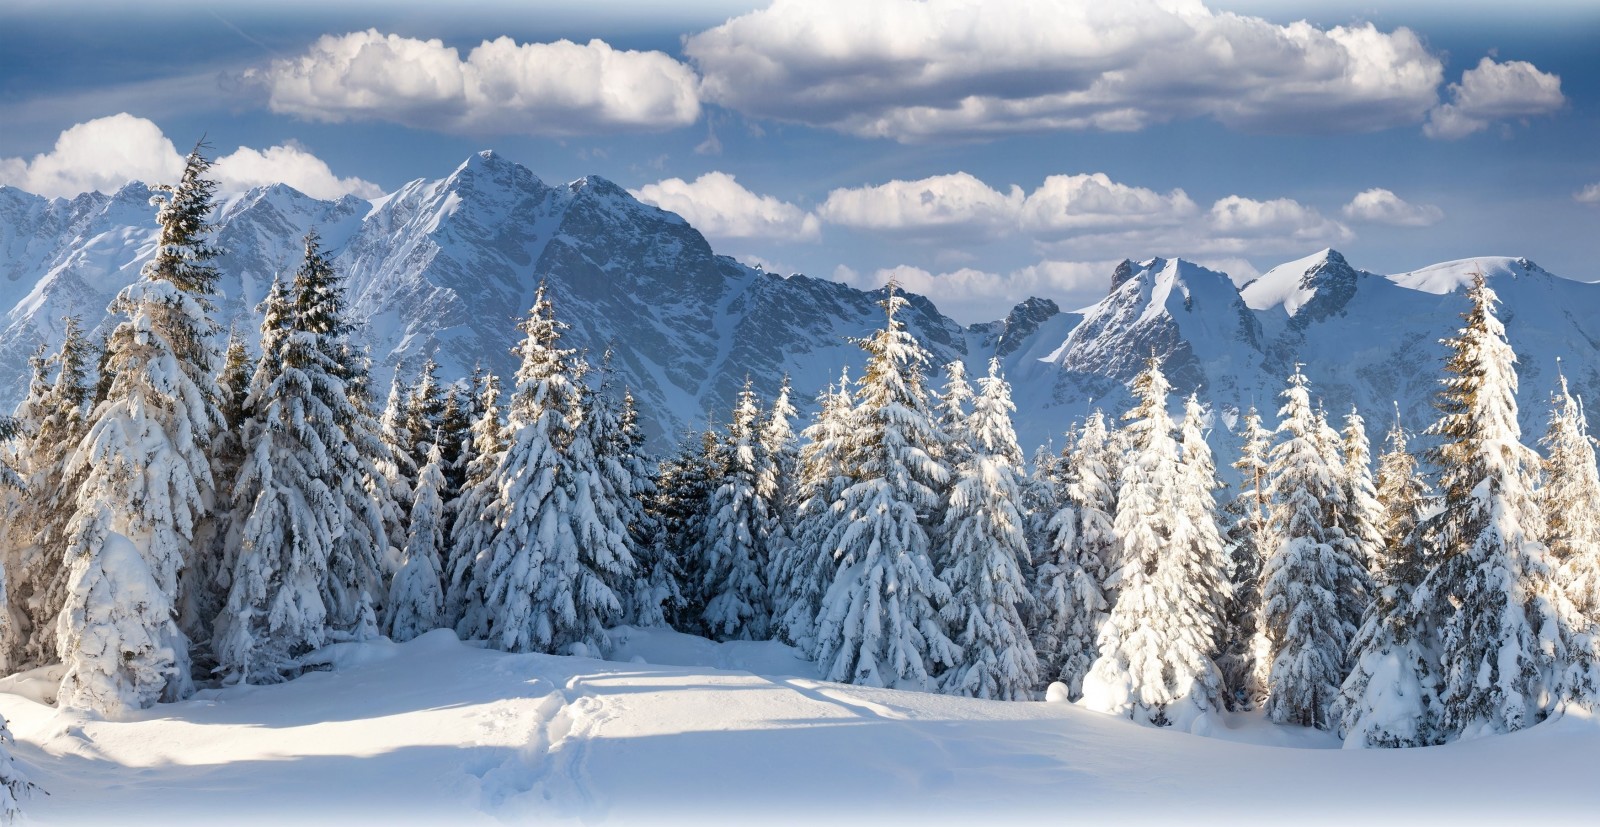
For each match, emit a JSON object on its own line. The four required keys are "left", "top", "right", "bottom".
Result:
{"left": 1322, "top": 408, "right": 1374, "bottom": 645}
{"left": 935, "top": 360, "right": 975, "bottom": 482}
{"left": 184, "top": 327, "right": 253, "bottom": 660}
{"left": 1072, "top": 411, "right": 1122, "bottom": 607}
{"left": 466, "top": 285, "right": 629, "bottom": 654}
{"left": 1080, "top": 357, "right": 1225, "bottom": 728}
{"left": 759, "top": 377, "right": 800, "bottom": 637}
{"left": 649, "top": 429, "right": 717, "bottom": 632}
{"left": 1335, "top": 414, "right": 1438, "bottom": 747}
{"left": 618, "top": 389, "right": 677, "bottom": 628}
{"left": 444, "top": 372, "right": 508, "bottom": 632}
{"left": 215, "top": 233, "right": 378, "bottom": 681}
{"left": 1033, "top": 420, "right": 1110, "bottom": 700}
{"left": 812, "top": 286, "right": 957, "bottom": 690}
{"left": 1260, "top": 367, "right": 1351, "bottom": 730}
{"left": 938, "top": 359, "right": 1039, "bottom": 699}
{"left": 57, "top": 144, "right": 226, "bottom": 712}
{"left": 1541, "top": 368, "right": 1600, "bottom": 632}
{"left": 3, "top": 318, "right": 95, "bottom": 667}
{"left": 1175, "top": 395, "right": 1232, "bottom": 664}
{"left": 405, "top": 357, "right": 448, "bottom": 472}
{"left": 698, "top": 380, "right": 774, "bottom": 640}
{"left": 325, "top": 342, "right": 393, "bottom": 642}
{"left": 377, "top": 367, "right": 416, "bottom": 555}
{"left": 772, "top": 370, "right": 853, "bottom": 650}
{"left": 1420, "top": 274, "right": 1563, "bottom": 740}
{"left": 1219, "top": 407, "right": 1273, "bottom": 710}
{"left": 387, "top": 436, "right": 446, "bottom": 643}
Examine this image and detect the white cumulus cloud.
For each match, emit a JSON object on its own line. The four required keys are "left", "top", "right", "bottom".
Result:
{"left": 0, "top": 114, "right": 381, "bottom": 200}
{"left": 818, "top": 173, "right": 1024, "bottom": 236}
{"left": 632, "top": 172, "right": 819, "bottom": 243}
{"left": 1206, "top": 195, "right": 1353, "bottom": 248}
{"left": 1020, "top": 173, "right": 1197, "bottom": 236}
{"left": 251, "top": 30, "right": 700, "bottom": 136}
{"left": 1341, "top": 188, "right": 1443, "bottom": 227}
{"left": 1424, "top": 57, "right": 1565, "bottom": 140}
{"left": 685, "top": 0, "right": 1447, "bottom": 141}
{"left": 1573, "top": 182, "right": 1600, "bottom": 205}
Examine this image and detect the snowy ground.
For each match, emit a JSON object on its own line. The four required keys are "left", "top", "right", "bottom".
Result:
{"left": 3, "top": 628, "right": 1598, "bottom": 826}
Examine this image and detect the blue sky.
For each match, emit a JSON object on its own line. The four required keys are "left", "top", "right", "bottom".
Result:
{"left": 2, "top": 0, "right": 1596, "bottom": 322}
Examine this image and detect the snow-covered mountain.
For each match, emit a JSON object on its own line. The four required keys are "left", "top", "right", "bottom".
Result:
{"left": 2, "top": 153, "right": 1596, "bottom": 454}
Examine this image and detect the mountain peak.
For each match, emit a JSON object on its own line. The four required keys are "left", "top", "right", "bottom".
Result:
{"left": 1241, "top": 248, "right": 1365, "bottom": 318}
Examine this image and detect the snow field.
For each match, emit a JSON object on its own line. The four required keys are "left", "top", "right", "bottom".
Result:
{"left": 4, "top": 626, "right": 1599, "bottom": 826}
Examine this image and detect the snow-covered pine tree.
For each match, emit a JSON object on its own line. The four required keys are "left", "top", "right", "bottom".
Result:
{"left": 1420, "top": 273, "right": 1563, "bottom": 740}
{"left": 436, "top": 376, "right": 475, "bottom": 508}
{"left": 1219, "top": 407, "right": 1273, "bottom": 710}
{"left": 1175, "top": 394, "right": 1232, "bottom": 666}
{"left": 377, "top": 366, "right": 416, "bottom": 555}
{"left": 184, "top": 327, "right": 254, "bottom": 661}
{"left": 1033, "top": 423, "right": 1109, "bottom": 700}
{"left": 1072, "top": 410, "right": 1122, "bottom": 607}
{"left": 1541, "top": 367, "right": 1600, "bottom": 634}
{"left": 698, "top": 379, "right": 774, "bottom": 641}
{"left": 649, "top": 429, "right": 719, "bottom": 632}
{"left": 1259, "top": 367, "right": 1351, "bottom": 730}
{"left": 1320, "top": 407, "right": 1373, "bottom": 648}
{"left": 468, "top": 284, "right": 629, "bottom": 654}
{"left": 619, "top": 389, "right": 677, "bottom": 628}
{"left": 3, "top": 318, "right": 95, "bottom": 667}
{"left": 1340, "top": 410, "right": 1385, "bottom": 584}
{"left": 444, "top": 371, "right": 508, "bottom": 633}
{"left": 57, "top": 144, "right": 226, "bottom": 711}
{"left": 0, "top": 415, "right": 21, "bottom": 670}
{"left": 759, "top": 376, "right": 799, "bottom": 635}
{"left": 1334, "top": 413, "right": 1438, "bottom": 747}
{"left": 326, "top": 341, "right": 393, "bottom": 642}
{"left": 812, "top": 286, "right": 957, "bottom": 690}
{"left": 1080, "top": 357, "right": 1225, "bottom": 728}
{"left": 387, "top": 435, "right": 446, "bottom": 643}
{"left": 543, "top": 360, "right": 636, "bottom": 655}
{"left": 404, "top": 357, "right": 448, "bottom": 472}
{"left": 771, "top": 370, "right": 853, "bottom": 650}
{"left": 938, "top": 358, "right": 1039, "bottom": 700}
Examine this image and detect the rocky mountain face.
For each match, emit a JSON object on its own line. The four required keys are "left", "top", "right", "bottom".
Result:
{"left": 2, "top": 152, "right": 1595, "bottom": 459}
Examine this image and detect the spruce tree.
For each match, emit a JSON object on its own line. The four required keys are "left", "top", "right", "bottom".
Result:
{"left": 1421, "top": 274, "right": 1563, "bottom": 740}
{"left": 1260, "top": 367, "right": 1351, "bottom": 730}
{"left": 1220, "top": 406, "right": 1273, "bottom": 710}
{"left": 1541, "top": 369, "right": 1600, "bottom": 631}
{"left": 377, "top": 367, "right": 416, "bottom": 556}
{"left": 326, "top": 342, "right": 393, "bottom": 642}
{"left": 1082, "top": 358, "right": 1226, "bottom": 727}
{"left": 57, "top": 144, "right": 225, "bottom": 712}
{"left": 445, "top": 372, "right": 508, "bottom": 632}
{"left": 1072, "top": 411, "right": 1122, "bottom": 607}
{"left": 699, "top": 380, "right": 774, "bottom": 641}
{"left": 812, "top": 286, "right": 957, "bottom": 690}
{"left": 1335, "top": 414, "right": 1438, "bottom": 747}
{"left": 759, "top": 377, "right": 800, "bottom": 636}
{"left": 938, "top": 359, "right": 1039, "bottom": 699}
{"left": 387, "top": 436, "right": 446, "bottom": 643}
{"left": 185, "top": 327, "right": 253, "bottom": 660}
{"left": 1034, "top": 420, "right": 1110, "bottom": 700}
{"left": 3, "top": 319, "right": 95, "bottom": 667}
{"left": 618, "top": 389, "right": 677, "bottom": 628}
{"left": 404, "top": 357, "right": 448, "bottom": 472}
{"left": 772, "top": 370, "right": 853, "bottom": 650}
{"left": 649, "top": 429, "right": 718, "bottom": 632}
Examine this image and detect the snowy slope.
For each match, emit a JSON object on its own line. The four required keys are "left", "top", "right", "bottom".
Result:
{"left": 3, "top": 630, "right": 1597, "bottom": 825}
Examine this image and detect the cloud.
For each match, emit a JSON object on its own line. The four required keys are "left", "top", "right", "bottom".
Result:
{"left": 1205, "top": 195, "right": 1352, "bottom": 247}
{"left": 834, "top": 259, "right": 1120, "bottom": 322}
{"left": 1020, "top": 173, "right": 1197, "bottom": 236}
{"left": 818, "top": 173, "right": 1024, "bottom": 236}
{"left": 250, "top": 30, "right": 700, "bottom": 136}
{"left": 0, "top": 113, "right": 183, "bottom": 198}
{"left": 0, "top": 114, "right": 381, "bottom": 200}
{"left": 1340, "top": 188, "right": 1443, "bottom": 227}
{"left": 632, "top": 172, "right": 820, "bottom": 243}
{"left": 211, "top": 144, "right": 385, "bottom": 200}
{"left": 685, "top": 0, "right": 1446, "bottom": 141}
{"left": 1424, "top": 57, "right": 1564, "bottom": 139}
{"left": 1574, "top": 182, "right": 1600, "bottom": 206}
